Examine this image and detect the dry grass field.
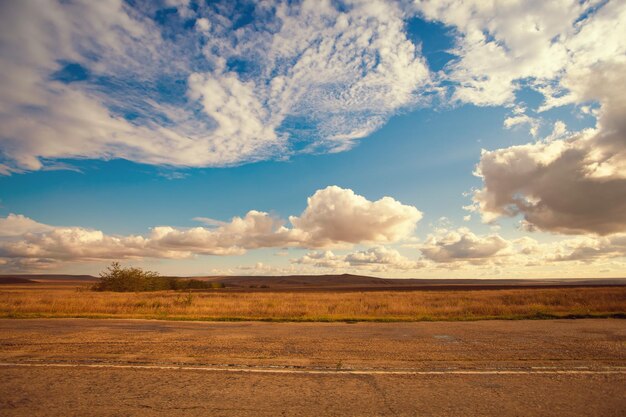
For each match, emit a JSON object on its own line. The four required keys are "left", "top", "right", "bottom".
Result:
{"left": 0, "top": 284, "right": 624, "bottom": 321}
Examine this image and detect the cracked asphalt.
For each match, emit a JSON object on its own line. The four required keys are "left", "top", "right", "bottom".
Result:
{"left": 0, "top": 318, "right": 624, "bottom": 416}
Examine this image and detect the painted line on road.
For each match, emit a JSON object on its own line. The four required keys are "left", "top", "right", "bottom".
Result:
{"left": 1, "top": 362, "right": 625, "bottom": 375}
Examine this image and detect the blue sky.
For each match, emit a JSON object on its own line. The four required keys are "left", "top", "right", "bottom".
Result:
{"left": 0, "top": 0, "right": 625, "bottom": 277}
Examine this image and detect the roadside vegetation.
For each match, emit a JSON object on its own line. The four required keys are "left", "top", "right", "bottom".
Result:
{"left": 91, "top": 262, "right": 224, "bottom": 292}
{"left": 1, "top": 284, "right": 624, "bottom": 322}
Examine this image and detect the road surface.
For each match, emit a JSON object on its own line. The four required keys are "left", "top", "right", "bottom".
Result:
{"left": 0, "top": 318, "right": 624, "bottom": 416}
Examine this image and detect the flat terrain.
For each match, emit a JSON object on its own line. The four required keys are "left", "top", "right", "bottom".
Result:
{"left": 0, "top": 318, "right": 624, "bottom": 416}
{"left": 1, "top": 284, "right": 624, "bottom": 321}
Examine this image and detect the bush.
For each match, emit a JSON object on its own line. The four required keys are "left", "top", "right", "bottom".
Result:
{"left": 92, "top": 262, "right": 221, "bottom": 292}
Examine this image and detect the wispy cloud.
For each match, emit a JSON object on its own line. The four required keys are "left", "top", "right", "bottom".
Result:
{"left": 0, "top": 0, "right": 431, "bottom": 174}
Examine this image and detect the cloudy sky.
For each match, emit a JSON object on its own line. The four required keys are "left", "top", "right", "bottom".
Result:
{"left": 1, "top": 0, "right": 625, "bottom": 278}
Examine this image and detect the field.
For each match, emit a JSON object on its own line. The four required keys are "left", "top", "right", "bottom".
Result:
{"left": 1, "top": 283, "right": 624, "bottom": 321}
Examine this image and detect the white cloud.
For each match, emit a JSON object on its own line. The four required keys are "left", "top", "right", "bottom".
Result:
{"left": 0, "top": 227, "right": 175, "bottom": 264}
{"left": 291, "top": 232, "right": 626, "bottom": 272}
{"left": 415, "top": 1, "right": 626, "bottom": 235}
{"left": 289, "top": 186, "right": 423, "bottom": 247}
{"left": 293, "top": 251, "right": 348, "bottom": 269}
{"left": 0, "top": 186, "right": 422, "bottom": 269}
{"left": 146, "top": 211, "right": 288, "bottom": 256}
{"left": 548, "top": 234, "right": 626, "bottom": 263}
{"left": 0, "top": 214, "right": 54, "bottom": 237}
{"left": 503, "top": 113, "right": 540, "bottom": 137}
{"left": 344, "top": 246, "right": 424, "bottom": 270}
{"left": 471, "top": 61, "right": 626, "bottom": 235}
{"left": 0, "top": 0, "right": 431, "bottom": 174}
{"left": 294, "top": 246, "right": 423, "bottom": 271}
{"left": 3, "top": 210, "right": 624, "bottom": 273}
{"left": 414, "top": 0, "right": 598, "bottom": 106}
{"left": 419, "top": 227, "right": 511, "bottom": 264}
{"left": 500, "top": 234, "right": 626, "bottom": 265}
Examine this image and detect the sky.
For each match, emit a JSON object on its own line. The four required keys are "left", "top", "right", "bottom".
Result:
{"left": 0, "top": 0, "right": 625, "bottom": 278}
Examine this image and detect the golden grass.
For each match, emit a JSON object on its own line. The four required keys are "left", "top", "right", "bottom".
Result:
{"left": 0, "top": 285, "right": 624, "bottom": 322}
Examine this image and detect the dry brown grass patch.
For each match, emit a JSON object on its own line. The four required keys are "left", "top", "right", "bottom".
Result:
{"left": 0, "top": 285, "right": 624, "bottom": 321}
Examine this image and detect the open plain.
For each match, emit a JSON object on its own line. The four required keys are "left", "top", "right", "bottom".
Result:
{"left": 1, "top": 318, "right": 625, "bottom": 416}
{"left": 1, "top": 276, "right": 625, "bottom": 322}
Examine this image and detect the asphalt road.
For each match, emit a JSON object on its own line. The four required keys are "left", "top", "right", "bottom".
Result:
{"left": 0, "top": 318, "right": 624, "bottom": 416}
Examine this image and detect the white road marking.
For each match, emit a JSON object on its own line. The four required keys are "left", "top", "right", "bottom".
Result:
{"left": 1, "top": 362, "right": 625, "bottom": 375}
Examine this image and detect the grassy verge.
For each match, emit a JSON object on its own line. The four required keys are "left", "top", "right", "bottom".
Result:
{"left": 0, "top": 285, "right": 624, "bottom": 322}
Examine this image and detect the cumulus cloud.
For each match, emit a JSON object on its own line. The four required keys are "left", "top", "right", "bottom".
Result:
{"left": 419, "top": 227, "right": 511, "bottom": 264}
{"left": 294, "top": 246, "right": 423, "bottom": 271}
{"left": 488, "top": 234, "right": 626, "bottom": 266}
{"left": 0, "top": 214, "right": 54, "bottom": 237}
{"left": 0, "top": 0, "right": 431, "bottom": 174}
{"left": 548, "top": 234, "right": 626, "bottom": 263}
{"left": 471, "top": 60, "right": 626, "bottom": 235}
{"left": 291, "top": 232, "right": 626, "bottom": 272}
{"left": 344, "top": 247, "right": 424, "bottom": 270}
{"left": 293, "top": 251, "right": 348, "bottom": 269}
{"left": 289, "top": 186, "right": 423, "bottom": 246}
{"left": 0, "top": 227, "right": 175, "bottom": 263}
{"left": 415, "top": 0, "right": 626, "bottom": 235}
{"left": 146, "top": 211, "right": 289, "bottom": 256}
{"left": 414, "top": 230, "right": 626, "bottom": 269}
{"left": 0, "top": 186, "right": 422, "bottom": 269}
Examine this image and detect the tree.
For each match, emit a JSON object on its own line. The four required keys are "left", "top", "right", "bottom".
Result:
{"left": 92, "top": 262, "right": 164, "bottom": 292}
{"left": 92, "top": 262, "right": 221, "bottom": 292}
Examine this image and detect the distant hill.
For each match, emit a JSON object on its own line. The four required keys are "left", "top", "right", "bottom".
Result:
{"left": 1, "top": 273, "right": 624, "bottom": 291}
{"left": 209, "top": 274, "right": 393, "bottom": 287}
{"left": 0, "top": 274, "right": 97, "bottom": 283}
{"left": 177, "top": 274, "right": 626, "bottom": 291}
{"left": 0, "top": 276, "right": 37, "bottom": 284}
